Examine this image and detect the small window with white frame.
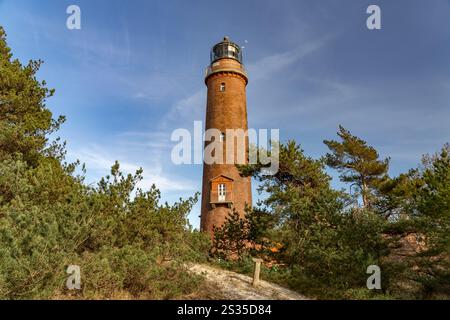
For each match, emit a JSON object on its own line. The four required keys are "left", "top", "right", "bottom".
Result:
{"left": 220, "top": 83, "right": 226, "bottom": 92}
{"left": 218, "top": 183, "right": 226, "bottom": 202}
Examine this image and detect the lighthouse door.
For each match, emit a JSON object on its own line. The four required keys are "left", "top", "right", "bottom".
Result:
{"left": 218, "top": 184, "right": 226, "bottom": 202}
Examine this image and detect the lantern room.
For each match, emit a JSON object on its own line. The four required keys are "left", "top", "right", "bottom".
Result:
{"left": 210, "top": 36, "right": 243, "bottom": 65}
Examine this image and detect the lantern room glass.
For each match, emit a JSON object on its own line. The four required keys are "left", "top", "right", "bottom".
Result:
{"left": 210, "top": 38, "right": 243, "bottom": 64}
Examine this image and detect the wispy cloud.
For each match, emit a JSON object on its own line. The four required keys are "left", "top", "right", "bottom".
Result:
{"left": 69, "top": 143, "right": 196, "bottom": 193}
{"left": 161, "top": 89, "right": 205, "bottom": 128}
{"left": 247, "top": 35, "right": 335, "bottom": 81}
{"left": 157, "top": 34, "right": 335, "bottom": 131}
{"left": 75, "top": 146, "right": 141, "bottom": 173}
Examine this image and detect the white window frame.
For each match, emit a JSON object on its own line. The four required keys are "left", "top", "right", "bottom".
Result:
{"left": 218, "top": 183, "right": 226, "bottom": 202}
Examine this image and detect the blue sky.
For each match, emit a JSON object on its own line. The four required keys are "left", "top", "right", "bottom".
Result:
{"left": 1, "top": 0, "right": 449, "bottom": 228}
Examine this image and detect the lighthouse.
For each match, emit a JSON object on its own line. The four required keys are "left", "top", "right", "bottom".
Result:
{"left": 200, "top": 37, "right": 252, "bottom": 237}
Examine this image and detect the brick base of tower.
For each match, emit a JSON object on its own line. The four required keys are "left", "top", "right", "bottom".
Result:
{"left": 200, "top": 163, "right": 252, "bottom": 236}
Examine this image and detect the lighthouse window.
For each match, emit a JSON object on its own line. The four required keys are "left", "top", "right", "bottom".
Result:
{"left": 228, "top": 45, "right": 237, "bottom": 58}
{"left": 220, "top": 83, "right": 226, "bottom": 92}
{"left": 220, "top": 132, "right": 225, "bottom": 142}
{"left": 218, "top": 184, "right": 226, "bottom": 202}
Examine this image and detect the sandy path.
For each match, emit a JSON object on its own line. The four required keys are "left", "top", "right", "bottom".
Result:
{"left": 188, "top": 264, "right": 309, "bottom": 300}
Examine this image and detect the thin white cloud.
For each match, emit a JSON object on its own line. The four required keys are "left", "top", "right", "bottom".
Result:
{"left": 161, "top": 89, "right": 205, "bottom": 128}
{"left": 75, "top": 147, "right": 140, "bottom": 173}
{"left": 247, "top": 35, "right": 334, "bottom": 81}
{"left": 158, "top": 35, "right": 335, "bottom": 130}
{"left": 69, "top": 144, "right": 196, "bottom": 193}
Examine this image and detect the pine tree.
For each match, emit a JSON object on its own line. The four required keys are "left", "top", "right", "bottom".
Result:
{"left": 0, "top": 26, "right": 208, "bottom": 299}
{"left": 323, "top": 126, "right": 389, "bottom": 209}
{"left": 0, "top": 26, "right": 65, "bottom": 167}
{"left": 212, "top": 209, "right": 249, "bottom": 258}
{"left": 412, "top": 144, "right": 450, "bottom": 296}
{"left": 239, "top": 140, "right": 389, "bottom": 297}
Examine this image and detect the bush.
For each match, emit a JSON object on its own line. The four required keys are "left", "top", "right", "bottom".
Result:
{"left": 0, "top": 27, "right": 207, "bottom": 299}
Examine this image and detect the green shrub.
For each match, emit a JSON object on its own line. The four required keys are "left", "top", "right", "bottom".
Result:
{"left": 0, "top": 27, "right": 207, "bottom": 299}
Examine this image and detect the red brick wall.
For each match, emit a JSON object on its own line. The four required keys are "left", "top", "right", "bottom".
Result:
{"left": 200, "top": 58, "right": 252, "bottom": 237}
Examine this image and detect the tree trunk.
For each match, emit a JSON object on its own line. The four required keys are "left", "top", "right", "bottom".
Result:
{"left": 361, "top": 178, "right": 369, "bottom": 208}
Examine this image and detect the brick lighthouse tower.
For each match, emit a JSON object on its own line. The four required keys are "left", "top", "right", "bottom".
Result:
{"left": 200, "top": 37, "right": 252, "bottom": 237}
